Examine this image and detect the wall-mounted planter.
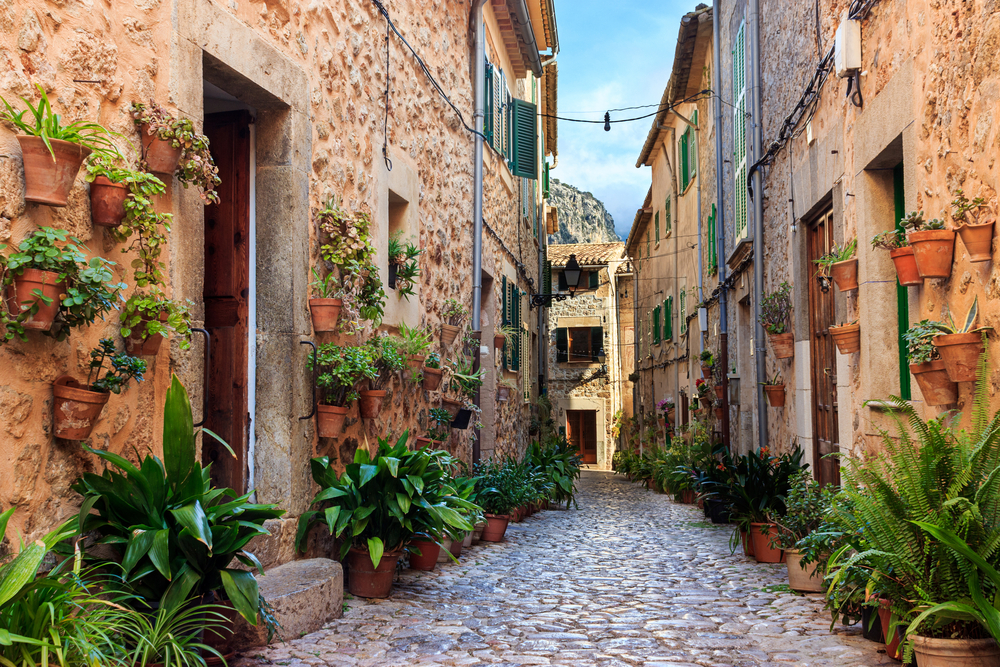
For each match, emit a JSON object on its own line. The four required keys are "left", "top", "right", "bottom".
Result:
{"left": 89, "top": 176, "right": 128, "bottom": 227}
{"left": 909, "top": 229, "right": 955, "bottom": 279}
{"left": 933, "top": 333, "right": 985, "bottom": 383}
{"left": 830, "top": 258, "right": 859, "bottom": 291}
{"left": 406, "top": 355, "right": 425, "bottom": 379}
{"left": 713, "top": 407, "right": 724, "bottom": 420}
{"left": 763, "top": 384, "right": 786, "bottom": 407}
{"left": 18, "top": 136, "right": 91, "bottom": 207}
{"left": 359, "top": 390, "right": 386, "bottom": 418}
{"left": 441, "top": 397, "right": 463, "bottom": 419}
{"left": 452, "top": 408, "right": 473, "bottom": 430}
{"left": 701, "top": 364, "right": 712, "bottom": 379}
{"left": 910, "top": 360, "right": 958, "bottom": 405}
{"left": 140, "top": 125, "right": 183, "bottom": 175}
{"left": 309, "top": 298, "right": 342, "bottom": 332}
{"left": 957, "top": 220, "right": 995, "bottom": 263}
{"left": 125, "top": 311, "right": 168, "bottom": 356}
{"left": 8, "top": 269, "right": 63, "bottom": 331}
{"left": 889, "top": 247, "right": 922, "bottom": 286}
{"left": 768, "top": 333, "right": 794, "bottom": 359}
{"left": 414, "top": 436, "right": 433, "bottom": 448}
{"left": 423, "top": 367, "right": 443, "bottom": 391}
{"left": 497, "top": 386, "right": 511, "bottom": 402}
{"left": 829, "top": 323, "right": 861, "bottom": 354}
{"left": 52, "top": 375, "right": 109, "bottom": 440}
{"left": 493, "top": 333, "right": 505, "bottom": 350}
{"left": 441, "top": 324, "right": 460, "bottom": 347}
{"left": 713, "top": 385, "right": 724, "bottom": 401}
{"left": 316, "top": 404, "right": 348, "bottom": 438}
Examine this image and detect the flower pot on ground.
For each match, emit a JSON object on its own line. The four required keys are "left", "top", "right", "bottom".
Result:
{"left": 784, "top": 549, "right": 824, "bottom": 592}
{"left": 910, "top": 360, "right": 958, "bottom": 405}
{"left": 359, "top": 390, "right": 387, "bottom": 418}
{"left": 462, "top": 531, "right": 473, "bottom": 548}
{"left": 909, "top": 635, "right": 1000, "bottom": 667}
{"left": 750, "top": 523, "right": 783, "bottom": 563}
{"left": 471, "top": 522, "right": 487, "bottom": 543}
{"left": 829, "top": 322, "right": 861, "bottom": 354}
{"left": 8, "top": 268, "right": 63, "bottom": 331}
{"left": 878, "top": 600, "right": 904, "bottom": 661}
{"left": 408, "top": 538, "right": 441, "bottom": 569}
{"left": 909, "top": 228, "right": 956, "bottom": 279}
{"left": 481, "top": 514, "right": 509, "bottom": 542}
{"left": 346, "top": 546, "right": 401, "bottom": 598}
{"left": 89, "top": 176, "right": 128, "bottom": 226}
{"left": 436, "top": 537, "right": 455, "bottom": 562}
{"left": 317, "top": 404, "right": 349, "bottom": 438}
{"left": 890, "top": 247, "right": 922, "bottom": 286}
{"left": 706, "top": 499, "right": 730, "bottom": 524}
{"left": 680, "top": 489, "right": 696, "bottom": 504}
{"left": 830, "top": 258, "right": 859, "bottom": 291}
{"left": 861, "top": 606, "right": 884, "bottom": 643}
{"left": 740, "top": 529, "right": 755, "bottom": 557}
{"left": 763, "top": 384, "right": 785, "bottom": 407}
{"left": 448, "top": 535, "right": 463, "bottom": 558}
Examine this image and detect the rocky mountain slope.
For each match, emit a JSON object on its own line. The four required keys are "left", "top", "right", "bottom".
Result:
{"left": 548, "top": 178, "right": 620, "bottom": 245}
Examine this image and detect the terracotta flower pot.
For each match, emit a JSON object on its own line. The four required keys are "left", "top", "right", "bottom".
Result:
{"left": 481, "top": 514, "right": 509, "bottom": 542}
{"left": 958, "top": 220, "right": 995, "bottom": 263}
{"left": 879, "top": 599, "right": 904, "bottom": 661}
{"left": 441, "top": 323, "right": 460, "bottom": 347}
{"left": 910, "top": 634, "right": 1000, "bottom": 667}
{"left": 714, "top": 407, "right": 724, "bottom": 420}
{"left": 471, "top": 521, "right": 487, "bottom": 543}
{"left": 359, "top": 390, "right": 386, "bottom": 418}
{"left": 934, "top": 332, "right": 985, "bottom": 383}
{"left": 125, "top": 311, "right": 169, "bottom": 356}
{"left": 830, "top": 258, "right": 859, "bottom": 291}
{"left": 829, "top": 323, "right": 861, "bottom": 354}
{"left": 316, "top": 404, "right": 349, "bottom": 438}
{"left": 8, "top": 269, "right": 63, "bottom": 331}
{"left": 494, "top": 333, "right": 505, "bottom": 350}
{"left": 140, "top": 125, "right": 183, "bottom": 175}
{"left": 785, "top": 549, "right": 824, "bottom": 592}
{"left": 764, "top": 384, "right": 785, "bottom": 407}
{"left": 346, "top": 546, "right": 401, "bottom": 599}
{"left": 910, "top": 360, "right": 958, "bottom": 405}
{"left": 890, "top": 246, "right": 923, "bottom": 286}
{"left": 740, "top": 529, "right": 755, "bottom": 557}
{"left": 909, "top": 229, "right": 955, "bottom": 279}
{"left": 407, "top": 354, "right": 425, "bottom": 380}
{"left": 714, "top": 386, "right": 725, "bottom": 400}
{"left": 768, "top": 332, "right": 794, "bottom": 359}
{"left": 462, "top": 531, "right": 473, "bottom": 548}
{"left": 749, "top": 522, "right": 783, "bottom": 563}
{"left": 52, "top": 375, "right": 109, "bottom": 441}
{"left": 17, "top": 136, "right": 91, "bottom": 207}
{"left": 497, "top": 386, "right": 511, "bottom": 402}
{"left": 680, "top": 489, "right": 696, "bottom": 504}
{"left": 423, "top": 367, "right": 443, "bottom": 391}
{"left": 441, "top": 397, "right": 463, "bottom": 419}
{"left": 89, "top": 176, "right": 128, "bottom": 226}
{"left": 448, "top": 536, "right": 463, "bottom": 558}
{"left": 701, "top": 364, "right": 712, "bottom": 379}
{"left": 415, "top": 436, "right": 433, "bottom": 448}
{"left": 407, "top": 538, "right": 440, "bottom": 571}
{"left": 309, "top": 298, "right": 343, "bottom": 332}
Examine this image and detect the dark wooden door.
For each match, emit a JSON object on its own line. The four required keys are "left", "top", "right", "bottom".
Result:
{"left": 566, "top": 410, "right": 598, "bottom": 464}
{"left": 807, "top": 209, "right": 840, "bottom": 485}
{"left": 203, "top": 111, "right": 252, "bottom": 494}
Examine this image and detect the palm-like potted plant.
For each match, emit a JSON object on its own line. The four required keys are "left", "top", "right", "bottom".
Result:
{"left": 387, "top": 232, "right": 422, "bottom": 300}
{"left": 361, "top": 335, "right": 406, "bottom": 418}
{"left": 474, "top": 459, "right": 522, "bottom": 542}
{"left": 308, "top": 267, "right": 345, "bottom": 332}
{"left": 928, "top": 296, "right": 991, "bottom": 383}
{"left": 448, "top": 355, "right": 485, "bottom": 429}
{"left": 494, "top": 323, "right": 518, "bottom": 351}
{"left": 440, "top": 298, "right": 468, "bottom": 347}
{"left": 761, "top": 370, "right": 785, "bottom": 407}
{"left": 423, "top": 352, "right": 444, "bottom": 391}
{"left": 759, "top": 282, "right": 794, "bottom": 359}
{"left": 0, "top": 85, "right": 119, "bottom": 206}
{"left": 872, "top": 228, "right": 920, "bottom": 286}
{"left": 903, "top": 211, "right": 955, "bottom": 279}
{"left": 829, "top": 319, "right": 861, "bottom": 354}
{"left": 120, "top": 289, "right": 193, "bottom": 356}
{"left": 951, "top": 189, "right": 994, "bottom": 263}
{"left": 814, "top": 238, "right": 858, "bottom": 292}
{"left": 903, "top": 320, "right": 958, "bottom": 405}
{"left": 770, "top": 470, "right": 834, "bottom": 592}
{"left": 53, "top": 338, "right": 146, "bottom": 440}
{"left": 130, "top": 101, "right": 220, "bottom": 203}
{"left": 312, "top": 343, "right": 378, "bottom": 437}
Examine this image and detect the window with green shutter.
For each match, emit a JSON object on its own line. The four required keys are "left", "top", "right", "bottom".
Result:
{"left": 588, "top": 270, "right": 600, "bottom": 290}
{"left": 733, "top": 22, "right": 749, "bottom": 240}
{"left": 655, "top": 211, "right": 660, "bottom": 243}
{"left": 679, "top": 289, "right": 687, "bottom": 336}
{"left": 652, "top": 306, "right": 661, "bottom": 345}
{"left": 689, "top": 110, "right": 698, "bottom": 179}
{"left": 485, "top": 63, "right": 495, "bottom": 147}
{"left": 510, "top": 286, "right": 522, "bottom": 371}
{"left": 555, "top": 327, "right": 568, "bottom": 363}
{"left": 543, "top": 161, "right": 550, "bottom": 198}
{"left": 708, "top": 204, "right": 718, "bottom": 273}
{"left": 543, "top": 258, "right": 552, "bottom": 295}
{"left": 680, "top": 128, "right": 690, "bottom": 190}
{"left": 511, "top": 98, "right": 538, "bottom": 180}
{"left": 664, "top": 296, "right": 673, "bottom": 341}
{"left": 665, "top": 195, "right": 672, "bottom": 234}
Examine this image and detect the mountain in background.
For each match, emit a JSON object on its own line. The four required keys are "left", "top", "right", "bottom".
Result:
{"left": 548, "top": 178, "right": 620, "bottom": 245}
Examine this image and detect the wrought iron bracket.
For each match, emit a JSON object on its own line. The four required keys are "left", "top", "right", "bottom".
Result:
{"left": 529, "top": 292, "right": 573, "bottom": 310}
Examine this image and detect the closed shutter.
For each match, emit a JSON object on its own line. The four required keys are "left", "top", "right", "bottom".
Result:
{"left": 590, "top": 327, "right": 603, "bottom": 362}
{"left": 689, "top": 110, "right": 698, "bottom": 178}
{"left": 665, "top": 195, "right": 672, "bottom": 234}
{"left": 655, "top": 211, "right": 660, "bottom": 243}
{"left": 511, "top": 98, "right": 539, "bottom": 179}
{"left": 708, "top": 204, "right": 718, "bottom": 272}
{"left": 556, "top": 327, "right": 568, "bottom": 362}
{"left": 543, "top": 258, "right": 552, "bottom": 295}
{"left": 511, "top": 287, "right": 521, "bottom": 371}
{"left": 543, "top": 161, "right": 550, "bottom": 198}
{"left": 664, "top": 296, "right": 673, "bottom": 341}
{"left": 503, "top": 277, "right": 511, "bottom": 370}
{"left": 589, "top": 270, "right": 599, "bottom": 289}
{"left": 653, "top": 306, "right": 661, "bottom": 344}
{"left": 492, "top": 66, "right": 504, "bottom": 155}
{"left": 521, "top": 328, "right": 530, "bottom": 392}
{"left": 733, "top": 22, "right": 749, "bottom": 240}
{"left": 679, "top": 289, "right": 687, "bottom": 336}
{"left": 680, "top": 128, "right": 690, "bottom": 190}
{"left": 485, "top": 63, "right": 495, "bottom": 147}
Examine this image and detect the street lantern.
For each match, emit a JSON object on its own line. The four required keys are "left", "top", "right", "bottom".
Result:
{"left": 563, "top": 254, "right": 582, "bottom": 292}
{"left": 596, "top": 348, "right": 607, "bottom": 363}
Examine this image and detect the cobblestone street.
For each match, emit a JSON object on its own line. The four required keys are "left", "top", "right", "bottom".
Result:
{"left": 237, "top": 471, "right": 892, "bottom": 667}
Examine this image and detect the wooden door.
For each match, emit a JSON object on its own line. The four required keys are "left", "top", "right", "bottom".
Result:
{"left": 807, "top": 209, "right": 840, "bottom": 485}
{"left": 203, "top": 111, "right": 252, "bottom": 494}
{"left": 566, "top": 410, "right": 598, "bottom": 464}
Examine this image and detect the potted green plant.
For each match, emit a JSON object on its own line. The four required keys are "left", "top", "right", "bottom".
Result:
{"left": 0, "top": 85, "right": 119, "bottom": 206}
{"left": 317, "top": 200, "right": 385, "bottom": 326}
{"left": 871, "top": 228, "right": 920, "bottom": 286}
{"left": 699, "top": 350, "right": 714, "bottom": 379}
{"left": 929, "top": 296, "right": 991, "bottom": 382}
{"left": 903, "top": 320, "right": 958, "bottom": 405}
{"left": 309, "top": 267, "right": 345, "bottom": 332}
{"left": 448, "top": 355, "right": 485, "bottom": 428}
{"left": 903, "top": 211, "right": 955, "bottom": 279}
{"left": 813, "top": 239, "right": 858, "bottom": 292}
{"left": 423, "top": 352, "right": 444, "bottom": 391}
{"left": 83, "top": 154, "right": 131, "bottom": 227}
{"left": 759, "top": 282, "right": 794, "bottom": 359}
{"left": 397, "top": 322, "right": 433, "bottom": 380}
{"left": 693, "top": 378, "right": 711, "bottom": 408}
{"left": 474, "top": 458, "right": 522, "bottom": 542}
{"left": 497, "top": 377, "right": 517, "bottom": 402}
{"left": 361, "top": 335, "right": 406, "bottom": 418}
{"left": 297, "top": 433, "right": 475, "bottom": 597}
{"left": 770, "top": 470, "right": 834, "bottom": 592}
{"left": 120, "top": 289, "right": 192, "bottom": 356}
{"left": 312, "top": 343, "right": 377, "bottom": 437}
{"left": 830, "top": 319, "right": 861, "bottom": 354}
{"left": 494, "top": 323, "right": 518, "bottom": 351}
{"left": 131, "top": 100, "right": 220, "bottom": 203}
{"left": 440, "top": 298, "right": 468, "bottom": 347}
{"left": 951, "top": 189, "right": 994, "bottom": 263}
{"left": 761, "top": 371, "right": 785, "bottom": 407}
{"left": 417, "top": 407, "right": 452, "bottom": 448}
{"left": 387, "top": 232, "right": 422, "bottom": 300}
{"left": 74, "top": 375, "right": 284, "bottom": 628}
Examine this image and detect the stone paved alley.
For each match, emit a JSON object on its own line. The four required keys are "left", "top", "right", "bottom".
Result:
{"left": 237, "top": 472, "right": 893, "bottom": 667}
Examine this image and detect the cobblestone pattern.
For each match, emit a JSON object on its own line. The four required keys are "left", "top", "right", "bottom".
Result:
{"left": 236, "top": 472, "right": 892, "bottom": 667}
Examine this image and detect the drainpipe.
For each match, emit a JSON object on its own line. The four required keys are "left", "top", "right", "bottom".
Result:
{"left": 471, "top": 0, "right": 488, "bottom": 464}
{"left": 713, "top": 6, "right": 731, "bottom": 450}
{"left": 749, "top": 0, "right": 768, "bottom": 452}
{"left": 510, "top": 0, "right": 544, "bottom": 76}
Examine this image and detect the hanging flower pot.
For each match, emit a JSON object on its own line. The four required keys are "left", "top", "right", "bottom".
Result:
{"left": 713, "top": 407, "right": 724, "bottom": 420}
{"left": 309, "top": 298, "right": 343, "bottom": 332}
{"left": 829, "top": 323, "right": 861, "bottom": 354}
{"left": 89, "top": 176, "right": 128, "bottom": 227}
{"left": 407, "top": 538, "right": 440, "bottom": 571}
{"left": 441, "top": 397, "right": 463, "bottom": 419}
{"left": 140, "top": 124, "right": 183, "bottom": 175}
{"left": 713, "top": 386, "right": 724, "bottom": 401}
{"left": 8, "top": 269, "right": 64, "bottom": 331}
{"left": 933, "top": 333, "right": 985, "bottom": 383}
{"left": 957, "top": 220, "right": 995, "bottom": 263}
{"left": 415, "top": 436, "right": 433, "bottom": 448}
{"left": 768, "top": 333, "right": 794, "bottom": 359}
{"left": 749, "top": 522, "right": 783, "bottom": 563}
{"left": 830, "top": 258, "right": 859, "bottom": 291}
{"left": 909, "top": 635, "right": 1000, "bottom": 667}
{"left": 125, "top": 311, "right": 169, "bottom": 356}
{"left": 497, "top": 386, "right": 511, "bottom": 402}
{"left": 910, "top": 360, "right": 958, "bottom": 405}
{"left": 909, "top": 229, "right": 956, "bottom": 279}
{"left": 18, "top": 136, "right": 91, "bottom": 207}
{"left": 480, "top": 514, "right": 509, "bottom": 542}
{"left": 387, "top": 262, "right": 398, "bottom": 290}
{"left": 423, "top": 367, "right": 443, "bottom": 391}
{"left": 889, "top": 246, "right": 922, "bottom": 286}
{"left": 701, "top": 364, "right": 712, "bottom": 379}
{"left": 493, "top": 333, "right": 505, "bottom": 350}
{"left": 441, "top": 324, "right": 460, "bottom": 347}
{"left": 316, "top": 404, "right": 349, "bottom": 438}
{"left": 52, "top": 375, "right": 110, "bottom": 441}
{"left": 785, "top": 549, "right": 825, "bottom": 592}
{"left": 451, "top": 408, "right": 473, "bottom": 430}
{"left": 358, "top": 390, "right": 386, "bottom": 418}
{"left": 764, "top": 384, "right": 786, "bottom": 407}
{"left": 346, "top": 546, "right": 401, "bottom": 599}
{"left": 406, "top": 354, "right": 425, "bottom": 379}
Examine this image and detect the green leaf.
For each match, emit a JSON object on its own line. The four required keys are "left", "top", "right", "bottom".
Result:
{"left": 0, "top": 508, "right": 15, "bottom": 543}
{"left": 358, "top": 464, "right": 378, "bottom": 486}
{"left": 161, "top": 564, "right": 200, "bottom": 612}
{"left": 149, "top": 529, "right": 171, "bottom": 580}
{"left": 367, "top": 537, "right": 384, "bottom": 570}
{"left": 0, "top": 540, "right": 47, "bottom": 608}
{"left": 323, "top": 506, "right": 342, "bottom": 535}
{"left": 122, "top": 529, "right": 156, "bottom": 575}
{"left": 382, "top": 457, "right": 400, "bottom": 477}
{"left": 170, "top": 501, "right": 213, "bottom": 551}
{"left": 163, "top": 375, "right": 196, "bottom": 486}
{"left": 395, "top": 492, "right": 411, "bottom": 514}
{"left": 964, "top": 296, "right": 979, "bottom": 334}
{"left": 221, "top": 568, "right": 260, "bottom": 625}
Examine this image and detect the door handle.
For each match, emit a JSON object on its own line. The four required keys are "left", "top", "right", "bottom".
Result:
{"left": 299, "top": 340, "right": 317, "bottom": 421}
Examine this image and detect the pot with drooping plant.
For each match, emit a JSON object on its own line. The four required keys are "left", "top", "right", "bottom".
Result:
{"left": 929, "top": 296, "right": 992, "bottom": 383}
{"left": 1, "top": 84, "right": 120, "bottom": 206}
{"left": 814, "top": 238, "right": 859, "bottom": 292}
{"left": 872, "top": 228, "right": 920, "bottom": 286}
{"left": 759, "top": 282, "right": 794, "bottom": 359}
{"left": 441, "top": 298, "right": 468, "bottom": 347}
{"left": 951, "top": 189, "right": 995, "bottom": 263}
{"left": 387, "top": 231, "right": 422, "bottom": 300}
{"left": 761, "top": 371, "right": 785, "bottom": 407}
{"left": 497, "top": 377, "right": 517, "bottom": 402}
{"left": 830, "top": 319, "right": 861, "bottom": 354}
{"left": 397, "top": 322, "right": 433, "bottom": 380}
{"left": 53, "top": 338, "right": 146, "bottom": 440}
{"left": 120, "top": 288, "right": 192, "bottom": 356}
{"left": 317, "top": 199, "right": 386, "bottom": 326}
{"left": 312, "top": 343, "right": 378, "bottom": 437}
{"left": 361, "top": 335, "right": 406, "bottom": 418}
{"left": 903, "top": 211, "right": 955, "bottom": 279}
{"left": 903, "top": 320, "right": 958, "bottom": 405}
{"left": 423, "top": 352, "right": 444, "bottom": 391}
{"left": 309, "top": 267, "right": 345, "bottom": 332}
{"left": 494, "top": 323, "right": 518, "bottom": 351}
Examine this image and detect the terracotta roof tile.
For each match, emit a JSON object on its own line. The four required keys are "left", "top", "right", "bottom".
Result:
{"left": 548, "top": 242, "right": 625, "bottom": 267}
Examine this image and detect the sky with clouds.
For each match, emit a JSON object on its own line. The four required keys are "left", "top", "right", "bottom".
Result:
{"left": 552, "top": 0, "right": 692, "bottom": 240}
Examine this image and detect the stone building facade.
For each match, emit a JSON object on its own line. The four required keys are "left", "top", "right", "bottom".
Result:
{"left": 0, "top": 0, "right": 559, "bottom": 558}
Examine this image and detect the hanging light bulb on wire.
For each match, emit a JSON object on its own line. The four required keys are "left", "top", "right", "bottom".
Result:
{"left": 604, "top": 111, "right": 611, "bottom": 132}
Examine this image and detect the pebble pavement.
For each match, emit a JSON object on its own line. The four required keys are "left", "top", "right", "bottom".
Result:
{"left": 236, "top": 470, "right": 894, "bottom": 667}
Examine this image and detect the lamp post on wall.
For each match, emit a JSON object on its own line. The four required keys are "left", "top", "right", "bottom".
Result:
{"left": 530, "top": 254, "right": 582, "bottom": 309}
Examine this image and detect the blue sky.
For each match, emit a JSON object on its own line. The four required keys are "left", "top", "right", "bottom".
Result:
{"left": 552, "top": 0, "right": 692, "bottom": 240}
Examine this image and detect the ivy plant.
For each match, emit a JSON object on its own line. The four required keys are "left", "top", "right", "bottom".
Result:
{"left": 903, "top": 320, "right": 943, "bottom": 365}
{"left": 120, "top": 290, "right": 193, "bottom": 350}
{"left": 311, "top": 344, "right": 378, "bottom": 407}
{"left": 131, "top": 101, "right": 220, "bottom": 204}
{"left": 86, "top": 338, "right": 147, "bottom": 394}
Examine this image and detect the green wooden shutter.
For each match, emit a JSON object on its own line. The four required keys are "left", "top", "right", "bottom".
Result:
{"left": 556, "top": 327, "right": 568, "bottom": 362}
{"left": 484, "top": 63, "right": 495, "bottom": 147}
{"left": 708, "top": 204, "right": 717, "bottom": 273}
{"left": 664, "top": 297, "right": 673, "bottom": 341}
{"left": 689, "top": 110, "right": 698, "bottom": 178}
{"left": 679, "top": 289, "right": 687, "bottom": 336}
{"left": 653, "top": 306, "right": 661, "bottom": 344}
{"left": 655, "top": 211, "right": 660, "bottom": 243}
{"left": 589, "top": 270, "right": 599, "bottom": 289}
{"left": 501, "top": 275, "right": 508, "bottom": 326}
{"left": 543, "top": 162, "right": 550, "bottom": 198}
{"left": 503, "top": 277, "right": 512, "bottom": 370}
{"left": 590, "top": 327, "right": 603, "bottom": 362}
{"left": 665, "top": 195, "right": 672, "bottom": 234}
{"left": 680, "top": 128, "right": 690, "bottom": 190}
{"left": 543, "top": 259, "right": 552, "bottom": 295}
{"left": 511, "top": 98, "right": 538, "bottom": 179}
{"left": 733, "top": 22, "right": 748, "bottom": 240}
{"left": 510, "top": 287, "right": 521, "bottom": 371}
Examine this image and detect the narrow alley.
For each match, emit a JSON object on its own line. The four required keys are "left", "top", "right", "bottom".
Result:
{"left": 237, "top": 472, "right": 889, "bottom": 667}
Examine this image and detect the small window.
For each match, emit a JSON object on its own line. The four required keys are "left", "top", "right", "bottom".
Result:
{"left": 655, "top": 211, "right": 660, "bottom": 243}
{"left": 679, "top": 289, "right": 687, "bottom": 336}
{"left": 555, "top": 326, "right": 603, "bottom": 363}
